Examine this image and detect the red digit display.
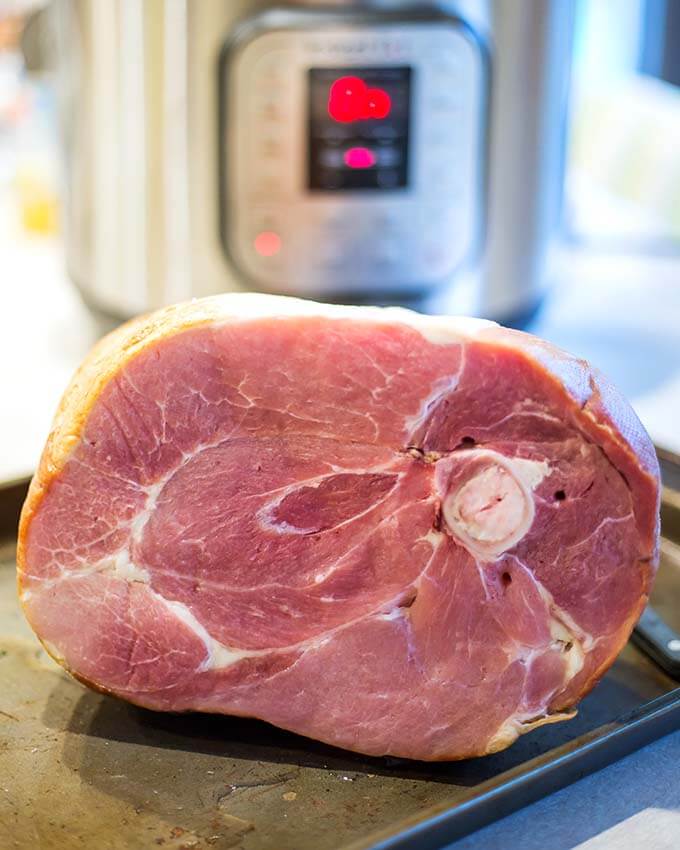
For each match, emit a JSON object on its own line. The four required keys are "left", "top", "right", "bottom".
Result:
{"left": 364, "top": 87, "right": 391, "bottom": 119}
{"left": 309, "top": 66, "right": 410, "bottom": 190}
{"left": 327, "top": 76, "right": 392, "bottom": 123}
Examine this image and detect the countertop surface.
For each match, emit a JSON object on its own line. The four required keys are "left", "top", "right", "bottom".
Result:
{"left": 4, "top": 232, "right": 680, "bottom": 849}
{"left": 449, "top": 730, "right": 680, "bottom": 850}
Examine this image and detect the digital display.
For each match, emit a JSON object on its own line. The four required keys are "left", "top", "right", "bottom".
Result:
{"left": 308, "top": 67, "right": 411, "bottom": 191}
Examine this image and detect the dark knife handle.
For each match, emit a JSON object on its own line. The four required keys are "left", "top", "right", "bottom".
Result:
{"left": 632, "top": 606, "right": 680, "bottom": 679}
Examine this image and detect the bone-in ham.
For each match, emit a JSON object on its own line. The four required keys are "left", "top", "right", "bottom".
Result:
{"left": 18, "top": 295, "right": 660, "bottom": 760}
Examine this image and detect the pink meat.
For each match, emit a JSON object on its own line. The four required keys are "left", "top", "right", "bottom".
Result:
{"left": 17, "top": 295, "right": 660, "bottom": 760}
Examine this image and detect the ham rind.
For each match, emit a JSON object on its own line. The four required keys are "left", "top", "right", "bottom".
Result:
{"left": 17, "top": 294, "right": 660, "bottom": 760}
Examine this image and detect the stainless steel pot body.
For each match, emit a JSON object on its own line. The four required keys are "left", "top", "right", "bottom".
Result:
{"left": 48, "top": 0, "right": 573, "bottom": 321}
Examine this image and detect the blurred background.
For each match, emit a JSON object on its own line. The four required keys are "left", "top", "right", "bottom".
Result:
{"left": 2, "top": 0, "right": 680, "bottom": 484}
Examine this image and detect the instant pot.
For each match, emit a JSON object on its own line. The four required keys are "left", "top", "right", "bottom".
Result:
{"left": 31, "top": 0, "right": 574, "bottom": 321}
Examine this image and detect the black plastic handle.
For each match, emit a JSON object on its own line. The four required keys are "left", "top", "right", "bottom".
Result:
{"left": 632, "top": 606, "right": 680, "bottom": 679}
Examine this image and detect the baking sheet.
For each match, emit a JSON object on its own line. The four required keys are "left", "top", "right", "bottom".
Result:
{"left": 1, "top": 455, "right": 679, "bottom": 850}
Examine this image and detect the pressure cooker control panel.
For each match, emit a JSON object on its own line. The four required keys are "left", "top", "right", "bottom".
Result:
{"left": 222, "top": 19, "right": 486, "bottom": 295}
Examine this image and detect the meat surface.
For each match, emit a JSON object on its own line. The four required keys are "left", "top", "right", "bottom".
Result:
{"left": 17, "top": 294, "right": 660, "bottom": 760}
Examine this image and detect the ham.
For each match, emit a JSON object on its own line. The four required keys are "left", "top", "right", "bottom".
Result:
{"left": 17, "top": 294, "right": 660, "bottom": 760}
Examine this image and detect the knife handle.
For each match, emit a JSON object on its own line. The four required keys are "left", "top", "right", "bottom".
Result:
{"left": 632, "top": 606, "right": 680, "bottom": 679}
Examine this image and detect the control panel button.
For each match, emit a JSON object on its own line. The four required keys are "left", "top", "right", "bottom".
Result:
{"left": 254, "top": 51, "right": 291, "bottom": 86}
{"left": 375, "top": 147, "right": 401, "bottom": 167}
{"left": 250, "top": 174, "right": 285, "bottom": 199}
{"left": 245, "top": 210, "right": 286, "bottom": 261}
{"left": 376, "top": 170, "right": 400, "bottom": 189}
{"left": 256, "top": 100, "right": 286, "bottom": 123}
{"left": 318, "top": 149, "right": 345, "bottom": 169}
{"left": 260, "top": 137, "right": 285, "bottom": 159}
{"left": 253, "top": 230, "right": 282, "bottom": 258}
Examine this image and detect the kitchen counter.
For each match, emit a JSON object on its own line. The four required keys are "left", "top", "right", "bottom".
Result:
{"left": 450, "top": 730, "right": 680, "bottom": 850}
{"left": 3, "top": 231, "right": 680, "bottom": 849}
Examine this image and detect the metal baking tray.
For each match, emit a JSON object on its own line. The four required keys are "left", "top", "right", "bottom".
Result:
{"left": 2, "top": 450, "right": 680, "bottom": 850}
